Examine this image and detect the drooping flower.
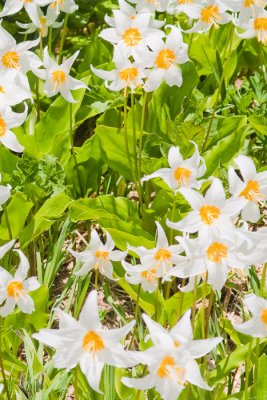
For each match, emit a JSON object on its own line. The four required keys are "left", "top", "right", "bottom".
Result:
{"left": 46, "top": 0, "right": 78, "bottom": 20}
{"left": 233, "top": 294, "right": 267, "bottom": 337}
{"left": 0, "top": 71, "right": 32, "bottom": 106}
{"left": 16, "top": 6, "right": 62, "bottom": 38}
{"left": 166, "top": 178, "right": 246, "bottom": 238}
{"left": 234, "top": 8, "right": 267, "bottom": 44}
{"left": 0, "top": 250, "right": 40, "bottom": 317}
{"left": 33, "top": 290, "right": 138, "bottom": 393}
{"left": 0, "top": 0, "right": 52, "bottom": 26}
{"left": 35, "top": 48, "right": 88, "bottom": 103}
{"left": 122, "top": 311, "right": 222, "bottom": 400}
{"left": 141, "top": 142, "right": 206, "bottom": 192}
{"left": 68, "top": 229, "right": 127, "bottom": 279}
{"left": 91, "top": 44, "right": 147, "bottom": 95}
{"left": 123, "top": 260, "right": 159, "bottom": 292}
{"left": 0, "top": 103, "right": 27, "bottom": 153}
{"left": 228, "top": 155, "right": 267, "bottom": 222}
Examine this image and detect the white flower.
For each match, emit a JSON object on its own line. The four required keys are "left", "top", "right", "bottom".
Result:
{"left": 0, "top": 250, "right": 40, "bottom": 317}
{"left": 128, "top": 0, "right": 170, "bottom": 13}
{"left": 91, "top": 44, "right": 147, "bottom": 94}
{"left": 233, "top": 294, "right": 267, "bottom": 337}
{"left": 228, "top": 155, "right": 267, "bottom": 223}
{"left": 123, "top": 260, "right": 159, "bottom": 293}
{"left": 0, "top": 103, "right": 27, "bottom": 153}
{"left": 167, "top": 0, "right": 197, "bottom": 15}
{"left": 0, "top": 71, "right": 32, "bottom": 106}
{"left": 169, "top": 234, "right": 252, "bottom": 291}
{"left": 234, "top": 9, "right": 267, "bottom": 44}
{"left": 0, "top": 173, "right": 11, "bottom": 206}
{"left": 167, "top": 178, "right": 246, "bottom": 238}
{"left": 0, "top": 240, "right": 15, "bottom": 259}
{"left": 127, "top": 222, "right": 184, "bottom": 280}
{"left": 35, "top": 48, "right": 88, "bottom": 103}
{"left": 33, "top": 290, "right": 138, "bottom": 393}
{"left": 141, "top": 142, "right": 206, "bottom": 191}
{"left": 122, "top": 311, "right": 222, "bottom": 400}
{"left": 184, "top": 0, "right": 232, "bottom": 33}
{"left": 99, "top": 11, "right": 164, "bottom": 58}
{"left": 0, "top": 22, "right": 41, "bottom": 75}
{"left": 140, "top": 26, "right": 188, "bottom": 92}
{"left": 0, "top": 0, "right": 51, "bottom": 26}
{"left": 16, "top": 6, "right": 62, "bottom": 38}
{"left": 222, "top": 0, "right": 266, "bottom": 26}
{"left": 46, "top": 0, "right": 78, "bottom": 20}
{"left": 68, "top": 229, "right": 127, "bottom": 279}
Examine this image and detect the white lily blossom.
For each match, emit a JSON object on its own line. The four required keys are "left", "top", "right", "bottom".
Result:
{"left": 35, "top": 48, "right": 88, "bottom": 103}
{"left": 234, "top": 8, "right": 267, "bottom": 44}
{"left": 0, "top": 250, "right": 40, "bottom": 317}
{"left": 184, "top": 0, "right": 232, "bottom": 33}
{"left": 91, "top": 44, "right": 147, "bottom": 95}
{"left": 0, "top": 23, "right": 41, "bottom": 76}
{"left": 233, "top": 294, "right": 267, "bottom": 337}
{"left": 167, "top": 178, "right": 246, "bottom": 238}
{"left": 0, "top": 0, "right": 51, "bottom": 26}
{"left": 0, "top": 103, "right": 27, "bottom": 153}
{"left": 228, "top": 155, "right": 267, "bottom": 223}
{"left": 127, "top": 222, "right": 184, "bottom": 279}
{"left": 129, "top": 0, "right": 170, "bottom": 13}
{"left": 141, "top": 142, "right": 206, "bottom": 192}
{"left": 68, "top": 229, "right": 127, "bottom": 279}
{"left": 99, "top": 11, "right": 164, "bottom": 58}
{"left": 140, "top": 26, "right": 188, "bottom": 92}
{"left": 33, "top": 290, "right": 138, "bottom": 393}
{"left": 0, "top": 173, "right": 11, "bottom": 206}
{"left": 16, "top": 6, "right": 62, "bottom": 38}
{"left": 46, "top": 0, "right": 78, "bottom": 20}
{"left": 123, "top": 260, "right": 159, "bottom": 292}
{"left": 122, "top": 311, "right": 222, "bottom": 400}
{"left": 0, "top": 71, "right": 32, "bottom": 106}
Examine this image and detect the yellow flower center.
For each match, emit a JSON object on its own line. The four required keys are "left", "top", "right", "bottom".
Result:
{"left": 119, "top": 67, "right": 139, "bottom": 82}
{"left": 199, "top": 205, "right": 221, "bottom": 225}
{"left": 51, "top": 70, "right": 67, "bottom": 89}
{"left": 82, "top": 331, "right": 104, "bottom": 352}
{"left": 122, "top": 28, "right": 142, "bottom": 47}
{"left": 206, "top": 242, "right": 228, "bottom": 263}
{"left": 261, "top": 309, "right": 267, "bottom": 325}
{"left": 174, "top": 340, "right": 180, "bottom": 348}
{"left": 157, "top": 356, "right": 185, "bottom": 384}
{"left": 0, "top": 115, "right": 7, "bottom": 137}
{"left": 239, "top": 180, "right": 263, "bottom": 202}
{"left": 154, "top": 249, "right": 171, "bottom": 261}
{"left": 155, "top": 49, "right": 176, "bottom": 69}
{"left": 95, "top": 250, "right": 109, "bottom": 260}
{"left": 7, "top": 281, "right": 24, "bottom": 299}
{"left": 200, "top": 5, "right": 221, "bottom": 25}
{"left": 174, "top": 167, "right": 192, "bottom": 185}
{"left": 141, "top": 268, "right": 157, "bottom": 282}
{"left": 0, "top": 86, "right": 5, "bottom": 93}
{"left": 51, "top": 0, "right": 64, "bottom": 8}
{"left": 2, "top": 51, "right": 20, "bottom": 69}
{"left": 178, "top": 0, "right": 193, "bottom": 3}
{"left": 24, "top": 0, "right": 33, "bottom": 2}
{"left": 244, "top": 0, "right": 254, "bottom": 6}
{"left": 253, "top": 17, "right": 267, "bottom": 44}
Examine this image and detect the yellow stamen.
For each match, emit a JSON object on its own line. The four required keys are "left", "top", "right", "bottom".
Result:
{"left": 83, "top": 331, "right": 104, "bottom": 352}
{"left": 119, "top": 67, "right": 139, "bottom": 82}
{"left": 7, "top": 281, "right": 24, "bottom": 299}
{"left": 174, "top": 340, "right": 180, "bottom": 348}
{"left": 261, "top": 309, "right": 267, "bottom": 326}
{"left": 157, "top": 356, "right": 185, "bottom": 384}
{"left": 154, "top": 249, "right": 171, "bottom": 261}
{"left": 51, "top": 70, "right": 67, "bottom": 89}
{"left": 2, "top": 51, "right": 20, "bottom": 69}
{"left": 206, "top": 242, "right": 228, "bottom": 263}
{"left": 51, "top": 0, "right": 64, "bottom": 8}
{"left": 0, "top": 115, "right": 7, "bottom": 137}
{"left": 239, "top": 180, "right": 263, "bottom": 202}
{"left": 122, "top": 28, "right": 142, "bottom": 47}
{"left": 0, "top": 86, "right": 5, "bottom": 93}
{"left": 199, "top": 205, "right": 220, "bottom": 225}
{"left": 155, "top": 49, "right": 176, "bottom": 69}
{"left": 178, "top": 0, "right": 193, "bottom": 3}
{"left": 141, "top": 268, "right": 157, "bottom": 282}
{"left": 174, "top": 167, "right": 192, "bottom": 185}
{"left": 244, "top": 0, "right": 254, "bottom": 6}
{"left": 95, "top": 250, "right": 109, "bottom": 260}
{"left": 200, "top": 5, "right": 221, "bottom": 25}
{"left": 254, "top": 17, "right": 267, "bottom": 44}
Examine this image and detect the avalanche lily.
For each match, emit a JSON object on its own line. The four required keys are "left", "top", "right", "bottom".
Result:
{"left": 33, "top": 290, "right": 138, "bottom": 393}
{"left": 141, "top": 142, "right": 206, "bottom": 191}
{"left": 0, "top": 0, "right": 51, "bottom": 26}
{"left": 0, "top": 103, "right": 27, "bottom": 153}
{"left": 233, "top": 294, "right": 267, "bottom": 337}
{"left": 68, "top": 229, "right": 127, "bottom": 279}
{"left": 0, "top": 250, "right": 40, "bottom": 317}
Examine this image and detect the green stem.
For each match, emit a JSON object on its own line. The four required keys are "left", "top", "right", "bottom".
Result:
{"left": 0, "top": 319, "right": 11, "bottom": 400}
{"left": 253, "top": 338, "right": 260, "bottom": 399}
{"left": 260, "top": 263, "right": 267, "bottom": 296}
{"left": 138, "top": 91, "right": 147, "bottom": 181}
{"left": 244, "top": 338, "right": 253, "bottom": 399}
{"left": 131, "top": 93, "right": 138, "bottom": 181}
{"left": 69, "top": 103, "right": 83, "bottom": 196}
{"left": 191, "top": 276, "right": 198, "bottom": 332}
{"left": 94, "top": 269, "right": 99, "bottom": 290}
{"left": 205, "top": 288, "right": 214, "bottom": 338}
{"left": 2, "top": 204, "right": 12, "bottom": 240}
{"left": 128, "top": 284, "right": 141, "bottom": 350}
{"left": 123, "top": 93, "right": 133, "bottom": 179}
{"left": 58, "top": 15, "right": 69, "bottom": 64}
{"left": 48, "top": 26, "right": 53, "bottom": 55}
{"left": 202, "top": 275, "right": 208, "bottom": 339}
